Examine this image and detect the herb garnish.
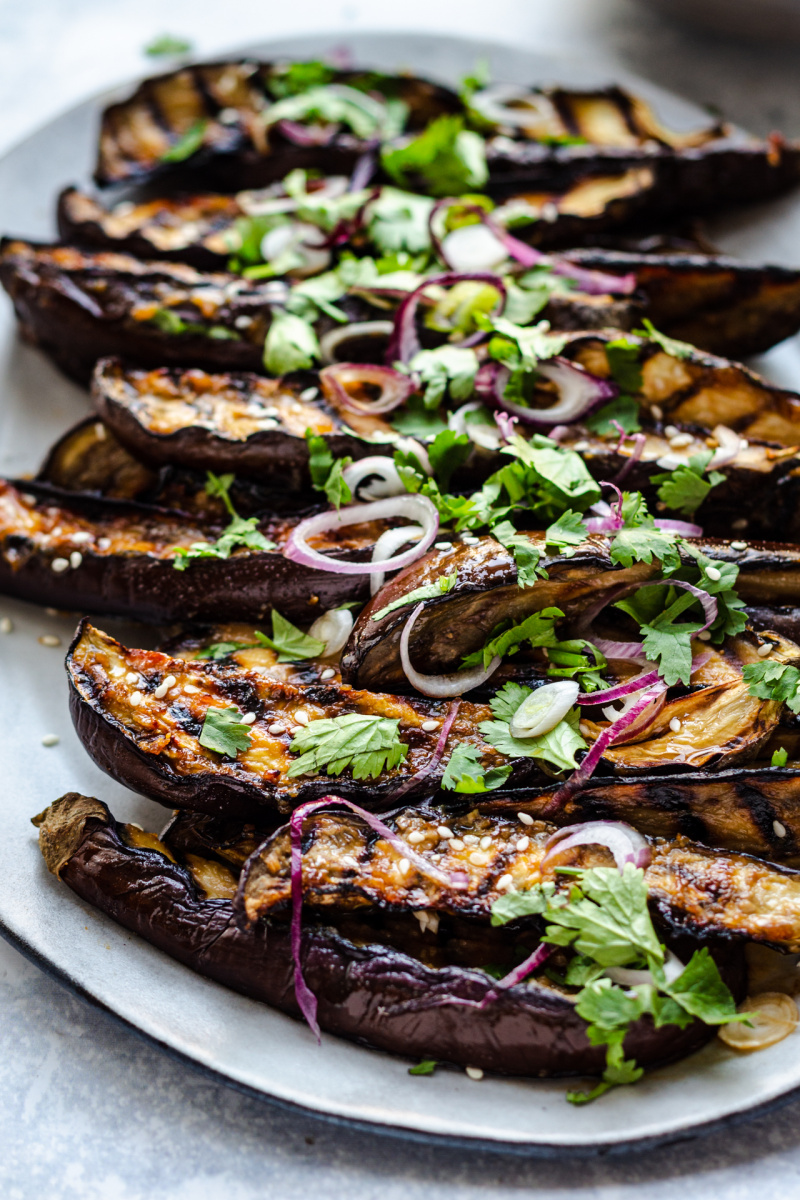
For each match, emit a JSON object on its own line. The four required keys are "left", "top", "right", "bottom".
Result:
{"left": 147, "top": 308, "right": 238, "bottom": 340}
{"left": 371, "top": 572, "right": 458, "bottom": 622}
{"left": 440, "top": 743, "right": 512, "bottom": 793}
{"left": 199, "top": 706, "right": 254, "bottom": 757}
{"left": 381, "top": 115, "right": 488, "bottom": 196}
{"left": 263, "top": 310, "right": 321, "bottom": 374}
{"left": 479, "top": 682, "right": 586, "bottom": 771}
{"left": 653, "top": 451, "right": 725, "bottom": 517}
{"left": 144, "top": 34, "right": 193, "bottom": 57}
{"left": 743, "top": 660, "right": 800, "bottom": 712}
{"left": 173, "top": 473, "right": 276, "bottom": 570}
{"left": 634, "top": 318, "right": 694, "bottom": 360}
{"left": 160, "top": 120, "right": 208, "bottom": 163}
{"left": 462, "top": 608, "right": 561, "bottom": 669}
{"left": 772, "top": 746, "right": 789, "bottom": 767}
{"left": 408, "top": 1059, "right": 438, "bottom": 1076}
{"left": 305, "top": 431, "right": 353, "bottom": 509}
{"left": 286, "top": 713, "right": 409, "bottom": 779}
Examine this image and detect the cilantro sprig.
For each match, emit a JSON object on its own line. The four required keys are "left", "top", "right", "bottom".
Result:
{"left": 743, "top": 660, "right": 800, "bottom": 713}
{"left": 173, "top": 473, "right": 276, "bottom": 570}
{"left": 479, "top": 682, "right": 586, "bottom": 772}
{"left": 381, "top": 115, "right": 488, "bottom": 196}
{"left": 440, "top": 744, "right": 512, "bottom": 793}
{"left": 371, "top": 572, "right": 458, "bottom": 622}
{"left": 286, "top": 713, "right": 409, "bottom": 780}
{"left": 653, "top": 450, "right": 725, "bottom": 518}
{"left": 199, "top": 706, "right": 254, "bottom": 757}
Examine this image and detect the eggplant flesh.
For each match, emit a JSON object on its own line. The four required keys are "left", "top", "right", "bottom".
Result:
{"left": 0, "top": 480, "right": 379, "bottom": 622}
{"left": 33, "top": 792, "right": 743, "bottom": 1078}
{"left": 238, "top": 804, "right": 800, "bottom": 952}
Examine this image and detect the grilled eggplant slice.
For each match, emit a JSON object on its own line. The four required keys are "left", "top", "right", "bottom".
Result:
{"left": 95, "top": 62, "right": 460, "bottom": 188}
{"left": 90, "top": 358, "right": 384, "bottom": 484}
{"left": 0, "top": 481, "right": 379, "bottom": 622}
{"left": 161, "top": 622, "right": 342, "bottom": 687}
{"left": 34, "top": 792, "right": 743, "bottom": 1077}
{"left": 66, "top": 620, "right": 551, "bottom": 818}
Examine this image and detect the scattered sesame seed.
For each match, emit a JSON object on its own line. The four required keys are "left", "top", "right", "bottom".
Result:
{"left": 664, "top": 424, "right": 679, "bottom": 438}
{"left": 465, "top": 1067, "right": 484, "bottom": 1081}
{"left": 669, "top": 433, "right": 693, "bottom": 449}
{"left": 130, "top": 691, "right": 143, "bottom": 706}
{"left": 184, "top": 683, "right": 200, "bottom": 694}
{"left": 461, "top": 535, "right": 480, "bottom": 545}
{"left": 0, "top": 617, "right": 11, "bottom": 634}
{"left": 732, "top": 518, "right": 748, "bottom": 531}
{"left": 758, "top": 642, "right": 773, "bottom": 657}
{"left": 111, "top": 666, "right": 126, "bottom": 678}
{"left": 434, "top": 541, "right": 453, "bottom": 551}
{"left": 479, "top": 835, "right": 492, "bottom": 850}
{"left": 234, "top": 315, "right": 254, "bottom": 329}
{"left": 41, "top": 734, "right": 59, "bottom": 747}
{"left": 774, "top": 820, "right": 787, "bottom": 838}
{"left": 218, "top": 106, "right": 239, "bottom": 124}
{"left": 242, "top": 712, "right": 257, "bottom": 725}
{"left": 496, "top": 873, "right": 513, "bottom": 890}
{"left": 651, "top": 405, "right": 663, "bottom": 421}
{"left": 469, "top": 851, "right": 490, "bottom": 866}
{"left": 705, "top": 566, "right": 721, "bottom": 582}
{"left": 669, "top": 717, "right": 682, "bottom": 733}
{"left": 320, "top": 667, "right": 335, "bottom": 680}
{"left": 398, "top": 858, "right": 411, "bottom": 875}
{"left": 730, "top": 540, "right": 748, "bottom": 551}
{"left": 517, "top": 812, "right": 534, "bottom": 826}
{"left": 69, "top": 551, "right": 83, "bottom": 569}
{"left": 421, "top": 719, "right": 439, "bottom": 732}
{"left": 300, "top": 386, "right": 319, "bottom": 401}
{"left": 516, "top": 836, "right": 530, "bottom": 852}
{"left": 579, "top": 721, "right": 591, "bottom": 736}
{"left": 407, "top": 830, "right": 425, "bottom": 845}
{"left": 94, "top": 422, "right": 107, "bottom": 439}
{"left": 449, "top": 838, "right": 465, "bottom": 850}
{"left": 125, "top": 671, "right": 139, "bottom": 684}
{"left": 51, "top": 557, "right": 69, "bottom": 573}
{"left": 268, "top": 722, "right": 285, "bottom": 735}
{"left": 97, "top": 537, "right": 111, "bottom": 551}
{"left": 437, "top": 826, "right": 454, "bottom": 839}
{"left": 572, "top": 440, "right": 589, "bottom": 453}
{"left": 38, "top": 634, "right": 61, "bottom": 647}
{"left": 69, "top": 531, "right": 93, "bottom": 544}
{"left": 462, "top": 834, "right": 479, "bottom": 846}
{"left": 294, "top": 710, "right": 309, "bottom": 725}
{"left": 697, "top": 631, "right": 711, "bottom": 642}
{"left": 154, "top": 675, "right": 176, "bottom": 699}
{"left": 21, "top": 493, "right": 36, "bottom": 505}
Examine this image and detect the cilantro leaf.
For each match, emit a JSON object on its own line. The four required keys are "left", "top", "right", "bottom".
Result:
{"left": 441, "top": 743, "right": 512, "bottom": 793}
{"left": 773, "top": 746, "right": 789, "bottom": 767}
{"left": 408, "top": 346, "right": 479, "bottom": 409}
{"left": 160, "top": 119, "right": 207, "bottom": 163}
{"left": 639, "top": 615, "right": 703, "bottom": 687}
{"left": 268, "top": 60, "right": 337, "bottom": 98}
{"left": 426, "top": 429, "right": 472, "bottom": 490}
{"left": 490, "top": 885, "right": 553, "bottom": 926}
{"left": 391, "top": 395, "right": 448, "bottom": 438}
{"left": 257, "top": 610, "right": 326, "bottom": 662}
{"left": 661, "top": 947, "right": 740, "bottom": 1025}
{"left": 604, "top": 337, "right": 643, "bottom": 393}
{"left": 371, "top": 572, "right": 458, "bottom": 622}
{"left": 196, "top": 640, "right": 257, "bottom": 661}
{"left": 654, "top": 450, "right": 725, "bottom": 518}
{"left": 462, "top": 607, "right": 562, "bottom": 669}
{"left": 488, "top": 681, "right": 535, "bottom": 723}
{"left": 610, "top": 524, "right": 681, "bottom": 571}
{"left": 286, "top": 713, "right": 409, "bottom": 780}
{"left": 366, "top": 188, "right": 435, "bottom": 255}
{"left": 173, "top": 472, "right": 276, "bottom": 570}
{"left": 502, "top": 435, "right": 601, "bottom": 511}
{"left": 264, "top": 85, "right": 396, "bottom": 141}
{"left": 483, "top": 317, "right": 569, "bottom": 368}
{"left": 408, "top": 1059, "right": 438, "bottom": 1076}
{"left": 199, "top": 706, "right": 253, "bottom": 757}
{"left": 743, "top": 661, "right": 800, "bottom": 713}
{"left": 304, "top": 430, "right": 353, "bottom": 508}
{"left": 145, "top": 34, "right": 193, "bottom": 56}
{"left": 545, "top": 510, "right": 587, "bottom": 554}
{"left": 491, "top": 520, "right": 545, "bottom": 587}
{"left": 634, "top": 318, "right": 695, "bottom": 360}
{"left": 263, "top": 310, "right": 320, "bottom": 374}
{"left": 585, "top": 395, "right": 641, "bottom": 436}
{"left": 479, "top": 707, "right": 586, "bottom": 772}
{"left": 381, "top": 115, "right": 488, "bottom": 196}
{"left": 543, "top": 864, "right": 663, "bottom": 967}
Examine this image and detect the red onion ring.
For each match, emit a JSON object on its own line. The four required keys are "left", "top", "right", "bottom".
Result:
{"left": 654, "top": 518, "right": 704, "bottom": 537}
{"left": 476, "top": 359, "right": 617, "bottom": 429}
{"left": 289, "top": 794, "right": 465, "bottom": 1037}
{"left": 577, "top": 668, "right": 661, "bottom": 705}
{"left": 283, "top": 494, "right": 438, "bottom": 576}
{"left": 541, "top": 820, "right": 652, "bottom": 873}
{"left": 592, "top": 639, "right": 646, "bottom": 661}
{"left": 612, "top": 430, "right": 646, "bottom": 485}
{"left": 494, "top": 942, "right": 554, "bottom": 990}
{"left": 276, "top": 119, "right": 337, "bottom": 147}
{"left": 385, "top": 272, "right": 507, "bottom": 366}
{"left": 370, "top": 523, "right": 425, "bottom": 594}
{"left": 349, "top": 151, "right": 377, "bottom": 191}
{"left": 400, "top": 602, "right": 502, "bottom": 697}
{"left": 319, "top": 362, "right": 416, "bottom": 415}
{"left": 342, "top": 455, "right": 405, "bottom": 500}
{"left": 390, "top": 699, "right": 462, "bottom": 801}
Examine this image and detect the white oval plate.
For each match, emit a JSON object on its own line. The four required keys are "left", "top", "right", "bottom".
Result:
{"left": 2, "top": 30, "right": 800, "bottom": 1154}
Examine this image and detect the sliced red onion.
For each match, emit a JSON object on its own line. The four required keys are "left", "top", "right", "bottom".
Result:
{"left": 494, "top": 942, "right": 554, "bottom": 990}
{"left": 276, "top": 119, "right": 337, "bottom": 147}
{"left": 319, "top": 362, "right": 415, "bottom": 415}
{"left": 600, "top": 686, "right": 667, "bottom": 746}
{"left": 349, "top": 150, "right": 376, "bottom": 192}
{"left": 289, "top": 793, "right": 464, "bottom": 1037}
{"left": 584, "top": 514, "right": 624, "bottom": 534}
{"left": 342, "top": 455, "right": 405, "bottom": 501}
{"left": 654, "top": 518, "right": 703, "bottom": 537}
{"left": 385, "top": 272, "right": 507, "bottom": 366}
{"left": 449, "top": 401, "right": 502, "bottom": 450}
{"left": 307, "top": 607, "right": 354, "bottom": 657}
{"left": 638, "top": 578, "right": 717, "bottom": 635}
{"left": 390, "top": 699, "right": 461, "bottom": 801}
{"left": 494, "top": 410, "right": 519, "bottom": 443}
{"left": 283, "top": 494, "right": 438, "bottom": 576}
{"left": 573, "top": 581, "right": 640, "bottom": 636}
{"left": 319, "top": 320, "right": 395, "bottom": 365}
{"left": 400, "top": 602, "right": 501, "bottom": 697}
{"left": 370, "top": 523, "right": 425, "bottom": 594}
{"left": 477, "top": 358, "right": 616, "bottom": 428}
{"left": 542, "top": 820, "right": 652, "bottom": 873}
{"left": 592, "top": 638, "right": 646, "bottom": 661}
{"left": 612, "top": 431, "right": 646, "bottom": 485}
{"left": 606, "top": 950, "right": 684, "bottom": 987}
{"left": 709, "top": 424, "right": 743, "bottom": 469}
{"left": 577, "top": 669, "right": 661, "bottom": 705}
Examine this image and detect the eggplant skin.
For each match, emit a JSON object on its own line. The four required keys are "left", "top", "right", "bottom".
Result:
{"left": 0, "top": 480, "right": 370, "bottom": 623}
{"left": 90, "top": 358, "right": 380, "bottom": 486}
{"left": 34, "top": 793, "right": 741, "bottom": 1078}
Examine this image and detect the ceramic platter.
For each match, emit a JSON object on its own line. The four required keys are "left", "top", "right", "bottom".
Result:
{"left": 2, "top": 29, "right": 800, "bottom": 1155}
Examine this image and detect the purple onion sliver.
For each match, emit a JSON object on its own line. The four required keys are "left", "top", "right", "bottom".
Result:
{"left": 541, "top": 820, "right": 652, "bottom": 874}
{"left": 577, "top": 669, "right": 661, "bottom": 705}
{"left": 349, "top": 151, "right": 376, "bottom": 192}
{"left": 592, "top": 638, "right": 646, "bottom": 661}
{"left": 390, "top": 699, "right": 461, "bottom": 801}
{"left": 613, "top": 432, "right": 646, "bottom": 485}
{"left": 494, "top": 942, "right": 554, "bottom": 990}
{"left": 385, "top": 271, "right": 507, "bottom": 366}
{"left": 654, "top": 518, "right": 704, "bottom": 537}
{"left": 276, "top": 119, "right": 336, "bottom": 147}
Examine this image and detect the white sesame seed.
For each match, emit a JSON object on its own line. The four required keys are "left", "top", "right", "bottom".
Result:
{"left": 184, "top": 684, "right": 200, "bottom": 694}
{"left": 730, "top": 540, "right": 748, "bottom": 551}
{"left": 320, "top": 668, "right": 335, "bottom": 680}
{"left": 774, "top": 820, "right": 787, "bottom": 838}
{"left": 294, "top": 710, "right": 309, "bottom": 726}
{"left": 21, "top": 493, "right": 36, "bottom": 505}
{"left": 130, "top": 691, "right": 143, "bottom": 706}
{"left": 449, "top": 838, "right": 465, "bottom": 851}
{"left": 398, "top": 858, "right": 411, "bottom": 875}
{"left": 38, "top": 634, "right": 61, "bottom": 647}
{"left": 516, "top": 836, "right": 530, "bottom": 852}
{"left": 437, "top": 826, "right": 454, "bottom": 839}
{"left": 434, "top": 541, "right": 453, "bottom": 551}
{"left": 94, "top": 422, "right": 107, "bottom": 439}
{"left": 664, "top": 424, "right": 680, "bottom": 438}
{"left": 572, "top": 440, "right": 590, "bottom": 453}
{"left": 69, "top": 551, "right": 83, "bottom": 569}
{"left": 51, "top": 557, "right": 69, "bottom": 573}
{"left": 234, "top": 314, "right": 254, "bottom": 329}
{"left": 469, "top": 851, "right": 490, "bottom": 865}
{"left": 705, "top": 566, "right": 721, "bottom": 582}
{"left": 758, "top": 643, "right": 773, "bottom": 657}
{"left": 41, "top": 734, "right": 60, "bottom": 747}
{"left": 579, "top": 721, "right": 591, "bottom": 736}
{"left": 268, "top": 722, "right": 285, "bottom": 735}
{"left": 153, "top": 679, "right": 170, "bottom": 699}
{"left": 669, "top": 717, "right": 682, "bottom": 733}
{"left": 0, "top": 617, "right": 11, "bottom": 634}
{"left": 461, "top": 535, "right": 480, "bottom": 545}
{"left": 669, "top": 433, "right": 693, "bottom": 449}
{"left": 125, "top": 672, "right": 139, "bottom": 684}
{"left": 407, "top": 830, "right": 425, "bottom": 845}
{"left": 300, "top": 386, "right": 319, "bottom": 401}
{"left": 517, "top": 812, "right": 534, "bottom": 826}
{"left": 421, "top": 719, "right": 439, "bottom": 732}
{"left": 111, "top": 666, "right": 126, "bottom": 678}
{"left": 651, "top": 405, "right": 663, "bottom": 421}
{"left": 480, "top": 835, "right": 492, "bottom": 850}
{"left": 496, "top": 873, "right": 514, "bottom": 890}
{"left": 465, "top": 1067, "right": 484, "bottom": 1081}
{"left": 218, "top": 106, "right": 240, "bottom": 125}
{"left": 732, "top": 518, "right": 748, "bottom": 531}
{"left": 69, "top": 531, "right": 93, "bottom": 544}
{"left": 97, "top": 537, "right": 111, "bottom": 551}
{"left": 462, "top": 834, "right": 479, "bottom": 846}
{"left": 697, "top": 631, "right": 711, "bottom": 641}
{"left": 242, "top": 712, "right": 257, "bottom": 725}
